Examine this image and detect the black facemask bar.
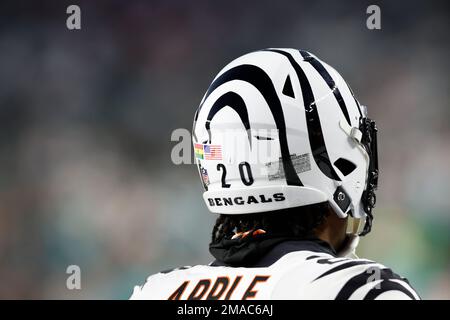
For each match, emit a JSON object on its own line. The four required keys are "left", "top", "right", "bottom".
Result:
{"left": 359, "top": 117, "right": 379, "bottom": 236}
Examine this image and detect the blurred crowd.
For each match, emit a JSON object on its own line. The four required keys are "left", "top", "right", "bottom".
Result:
{"left": 0, "top": 0, "right": 448, "bottom": 298}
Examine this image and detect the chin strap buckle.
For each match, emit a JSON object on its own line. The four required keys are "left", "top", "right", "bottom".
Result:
{"left": 339, "top": 119, "right": 362, "bottom": 143}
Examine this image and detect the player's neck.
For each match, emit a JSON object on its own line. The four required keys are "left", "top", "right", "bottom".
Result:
{"left": 314, "top": 214, "right": 348, "bottom": 252}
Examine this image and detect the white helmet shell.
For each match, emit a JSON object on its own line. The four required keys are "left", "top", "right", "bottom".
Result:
{"left": 192, "top": 49, "right": 377, "bottom": 232}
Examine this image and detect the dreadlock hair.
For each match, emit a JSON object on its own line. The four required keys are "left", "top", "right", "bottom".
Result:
{"left": 211, "top": 202, "right": 332, "bottom": 244}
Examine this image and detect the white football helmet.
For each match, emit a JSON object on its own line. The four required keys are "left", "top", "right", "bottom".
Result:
{"left": 192, "top": 49, "right": 378, "bottom": 235}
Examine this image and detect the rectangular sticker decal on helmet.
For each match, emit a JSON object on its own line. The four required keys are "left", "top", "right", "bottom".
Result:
{"left": 201, "top": 167, "right": 210, "bottom": 186}
{"left": 266, "top": 153, "right": 311, "bottom": 181}
{"left": 204, "top": 144, "right": 222, "bottom": 160}
{"left": 194, "top": 143, "right": 204, "bottom": 159}
{"left": 195, "top": 143, "right": 223, "bottom": 161}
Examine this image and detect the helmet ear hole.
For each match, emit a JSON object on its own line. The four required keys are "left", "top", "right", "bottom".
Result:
{"left": 334, "top": 158, "right": 357, "bottom": 176}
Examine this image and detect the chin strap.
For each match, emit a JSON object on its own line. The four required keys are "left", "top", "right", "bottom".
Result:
{"left": 337, "top": 217, "right": 363, "bottom": 258}
{"left": 337, "top": 234, "right": 360, "bottom": 259}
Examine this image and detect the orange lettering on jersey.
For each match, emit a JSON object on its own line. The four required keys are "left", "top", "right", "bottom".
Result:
{"left": 225, "top": 275, "right": 242, "bottom": 300}
{"left": 242, "top": 275, "right": 270, "bottom": 300}
{"left": 168, "top": 281, "right": 189, "bottom": 300}
{"left": 187, "top": 279, "right": 211, "bottom": 300}
{"left": 206, "top": 277, "right": 229, "bottom": 300}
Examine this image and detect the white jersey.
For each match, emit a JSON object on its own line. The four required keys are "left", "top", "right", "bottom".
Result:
{"left": 130, "top": 240, "right": 419, "bottom": 300}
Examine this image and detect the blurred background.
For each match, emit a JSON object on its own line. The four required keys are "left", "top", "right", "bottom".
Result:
{"left": 0, "top": 0, "right": 448, "bottom": 299}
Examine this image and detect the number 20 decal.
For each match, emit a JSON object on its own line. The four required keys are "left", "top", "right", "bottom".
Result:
{"left": 216, "top": 163, "right": 231, "bottom": 188}
{"left": 217, "top": 162, "right": 254, "bottom": 188}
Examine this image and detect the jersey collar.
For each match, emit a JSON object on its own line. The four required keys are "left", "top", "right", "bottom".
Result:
{"left": 210, "top": 235, "right": 336, "bottom": 268}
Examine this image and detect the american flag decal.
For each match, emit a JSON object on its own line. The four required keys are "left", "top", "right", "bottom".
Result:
{"left": 204, "top": 144, "right": 222, "bottom": 160}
